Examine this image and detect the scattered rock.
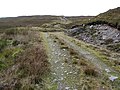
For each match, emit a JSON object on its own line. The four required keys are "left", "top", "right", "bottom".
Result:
{"left": 64, "top": 55, "right": 67, "bottom": 57}
{"left": 60, "top": 77, "right": 64, "bottom": 80}
{"left": 55, "top": 52, "right": 58, "bottom": 55}
{"left": 109, "top": 75, "right": 118, "bottom": 81}
{"left": 53, "top": 79, "right": 57, "bottom": 82}
{"left": 105, "top": 69, "right": 111, "bottom": 73}
{"left": 63, "top": 49, "right": 66, "bottom": 51}
{"left": 73, "top": 89, "right": 78, "bottom": 90}
{"left": 64, "top": 70, "right": 67, "bottom": 73}
{"left": 57, "top": 67, "right": 59, "bottom": 69}
{"left": 65, "top": 87, "right": 70, "bottom": 90}
{"left": 67, "top": 24, "right": 120, "bottom": 53}
{"left": 55, "top": 61, "right": 58, "bottom": 63}
{"left": 53, "top": 73, "right": 56, "bottom": 75}
{"left": 74, "top": 72, "right": 77, "bottom": 74}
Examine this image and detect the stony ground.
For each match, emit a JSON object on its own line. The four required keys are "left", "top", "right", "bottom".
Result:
{"left": 0, "top": 27, "right": 120, "bottom": 90}
{"left": 41, "top": 32, "right": 120, "bottom": 90}
{"left": 67, "top": 25, "right": 120, "bottom": 53}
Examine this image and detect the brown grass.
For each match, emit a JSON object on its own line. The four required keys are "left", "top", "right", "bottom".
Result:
{"left": 114, "top": 60, "right": 120, "bottom": 66}
{"left": 0, "top": 45, "right": 50, "bottom": 89}
{"left": 84, "top": 67, "right": 99, "bottom": 77}
{"left": 64, "top": 59, "right": 68, "bottom": 63}
{"left": 57, "top": 38, "right": 69, "bottom": 50}
{"left": 69, "top": 48, "right": 78, "bottom": 55}
{"left": 72, "top": 60, "right": 78, "bottom": 64}
{"left": 60, "top": 45, "right": 69, "bottom": 49}
{"left": 79, "top": 60, "right": 88, "bottom": 66}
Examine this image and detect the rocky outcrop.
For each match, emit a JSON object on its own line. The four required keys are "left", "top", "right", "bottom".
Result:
{"left": 67, "top": 24, "right": 120, "bottom": 53}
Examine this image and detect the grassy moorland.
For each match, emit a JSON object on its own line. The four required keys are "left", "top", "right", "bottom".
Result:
{"left": 65, "top": 7, "right": 120, "bottom": 30}
{"left": 0, "top": 7, "right": 119, "bottom": 90}
{"left": 87, "top": 7, "right": 120, "bottom": 30}
{"left": 0, "top": 15, "right": 61, "bottom": 29}
{"left": 0, "top": 28, "right": 50, "bottom": 89}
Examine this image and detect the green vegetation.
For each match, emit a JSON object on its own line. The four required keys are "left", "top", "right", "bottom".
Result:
{"left": 0, "top": 7, "right": 119, "bottom": 90}
{"left": 0, "top": 46, "right": 50, "bottom": 90}
{"left": 0, "top": 48, "right": 22, "bottom": 70}
{"left": 86, "top": 7, "right": 120, "bottom": 30}
{"left": 0, "top": 15, "right": 61, "bottom": 29}
{"left": 55, "top": 33, "right": 120, "bottom": 89}
{"left": 51, "top": 33, "right": 117, "bottom": 90}
{"left": 0, "top": 28, "right": 50, "bottom": 89}
{"left": 65, "top": 16, "right": 93, "bottom": 29}
{"left": 69, "top": 36, "right": 120, "bottom": 73}
{"left": 65, "top": 7, "right": 120, "bottom": 30}
{"left": 0, "top": 39, "right": 8, "bottom": 51}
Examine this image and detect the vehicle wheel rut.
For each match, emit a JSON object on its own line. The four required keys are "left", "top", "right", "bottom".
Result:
{"left": 41, "top": 32, "right": 120, "bottom": 90}
{"left": 54, "top": 32, "right": 118, "bottom": 73}
{"left": 42, "top": 32, "right": 80, "bottom": 90}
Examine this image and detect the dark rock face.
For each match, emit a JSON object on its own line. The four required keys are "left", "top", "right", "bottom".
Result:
{"left": 67, "top": 27, "right": 85, "bottom": 36}
{"left": 117, "top": 25, "right": 120, "bottom": 30}
{"left": 67, "top": 24, "right": 120, "bottom": 53}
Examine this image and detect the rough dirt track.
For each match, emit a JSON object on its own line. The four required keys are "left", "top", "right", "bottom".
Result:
{"left": 41, "top": 32, "right": 120, "bottom": 90}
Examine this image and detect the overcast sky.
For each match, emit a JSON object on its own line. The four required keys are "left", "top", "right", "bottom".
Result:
{"left": 0, "top": 0, "right": 119, "bottom": 17}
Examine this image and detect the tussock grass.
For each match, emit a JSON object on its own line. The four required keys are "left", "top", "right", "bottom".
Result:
{"left": 72, "top": 60, "right": 78, "bottom": 64}
{"left": 79, "top": 60, "right": 88, "bottom": 66}
{"left": 0, "top": 46, "right": 50, "bottom": 89}
{"left": 0, "top": 28, "right": 50, "bottom": 89}
{"left": 60, "top": 45, "right": 69, "bottom": 49}
{"left": 64, "top": 59, "right": 68, "bottom": 63}
{"left": 70, "top": 36, "right": 120, "bottom": 73}
{"left": 114, "top": 60, "right": 120, "bottom": 65}
{"left": 84, "top": 67, "right": 99, "bottom": 77}
{"left": 54, "top": 36, "right": 69, "bottom": 50}
{"left": 69, "top": 48, "right": 77, "bottom": 55}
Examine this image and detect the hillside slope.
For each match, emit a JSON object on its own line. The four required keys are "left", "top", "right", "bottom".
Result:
{"left": 0, "top": 15, "right": 61, "bottom": 29}
{"left": 67, "top": 7, "right": 120, "bottom": 53}
{"left": 87, "top": 7, "right": 120, "bottom": 30}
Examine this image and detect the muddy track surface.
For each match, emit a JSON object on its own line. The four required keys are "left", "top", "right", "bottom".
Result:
{"left": 41, "top": 32, "right": 120, "bottom": 90}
